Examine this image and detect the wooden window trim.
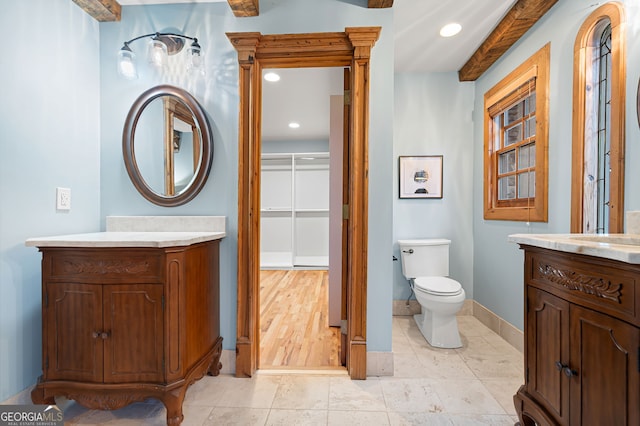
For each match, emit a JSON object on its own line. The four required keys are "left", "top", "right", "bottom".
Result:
{"left": 571, "top": 2, "right": 626, "bottom": 233}
{"left": 483, "top": 44, "right": 550, "bottom": 222}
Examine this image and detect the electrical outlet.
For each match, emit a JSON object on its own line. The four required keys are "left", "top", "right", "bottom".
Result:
{"left": 56, "top": 187, "right": 71, "bottom": 211}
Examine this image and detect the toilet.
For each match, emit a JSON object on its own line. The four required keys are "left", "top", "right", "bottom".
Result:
{"left": 398, "top": 239, "right": 465, "bottom": 348}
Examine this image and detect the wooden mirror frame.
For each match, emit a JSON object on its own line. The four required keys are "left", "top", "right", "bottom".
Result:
{"left": 123, "top": 84, "right": 213, "bottom": 207}
{"left": 637, "top": 77, "right": 640, "bottom": 128}
{"left": 227, "top": 27, "right": 380, "bottom": 380}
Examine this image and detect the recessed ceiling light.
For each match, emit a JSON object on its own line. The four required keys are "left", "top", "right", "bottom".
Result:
{"left": 439, "top": 23, "right": 462, "bottom": 38}
{"left": 288, "top": 122, "right": 300, "bottom": 129}
{"left": 264, "top": 72, "right": 280, "bottom": 82}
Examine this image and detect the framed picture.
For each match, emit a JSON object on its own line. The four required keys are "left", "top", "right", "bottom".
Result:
{"left": 399, "top": 155, "right": 443, "bottom": 199}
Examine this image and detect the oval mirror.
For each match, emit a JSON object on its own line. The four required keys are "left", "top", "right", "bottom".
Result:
{"left": 637, "top": 77, "right": 640, "bottom": 128}
{"left": 123, "top": 85, "right": 213, "bottom": 206}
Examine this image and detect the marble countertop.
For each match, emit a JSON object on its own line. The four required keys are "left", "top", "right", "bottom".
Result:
{"left": 25, "top": 231, "right": 225, "bottom": 248}
{"left": 509, "top": 233, "right": 640, "bottom": 264}
{"left": 26, "top": 216, "right": 226, "bottom": 248}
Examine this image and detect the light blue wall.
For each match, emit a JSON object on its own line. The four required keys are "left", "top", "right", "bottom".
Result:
{"left": 99, "top": 1, "right": 394, "bottom": 352}
{"left": 472, "top": 0, "right": 640, "bottom": 330}
{"left": 0, "top": 0, "right": 101, "bottom": 401}
{"left": 393, "top": 73, "right": 475, "bottom": 301}
{"left": 10, "top": 0, "right": 635, "bottom": 403}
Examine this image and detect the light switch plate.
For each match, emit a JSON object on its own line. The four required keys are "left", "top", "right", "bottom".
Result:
{"left": 56, "top": 187, "right": 71, "bottom": 210}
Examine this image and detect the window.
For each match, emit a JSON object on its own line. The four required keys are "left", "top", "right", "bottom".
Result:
{"left": 484, "top": 44, "right": 549, "bottom": 222}
{"left": 571, "top": 3, "right": 626, "bottom": 233}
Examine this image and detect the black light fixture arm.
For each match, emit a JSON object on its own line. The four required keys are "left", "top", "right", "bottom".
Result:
{"left": 117, "top": 31, "right": 204, "bottom": 79}
{"left": 121, "top": 32, "right": 199, "bottom": 50}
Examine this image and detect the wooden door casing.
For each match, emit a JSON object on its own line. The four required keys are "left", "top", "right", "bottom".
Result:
{"left": 227, "top": 28, "right": 380, "bottom": 380}
{"left": 340, "top": 66, "right": 351, "bottom": 367}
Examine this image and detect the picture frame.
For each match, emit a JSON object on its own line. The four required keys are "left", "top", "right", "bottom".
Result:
{"left": 399, "top": 155, "right": 443, "bottom": 199}
{"left": 172, "top": 129, "right": 182, "bottom": 152}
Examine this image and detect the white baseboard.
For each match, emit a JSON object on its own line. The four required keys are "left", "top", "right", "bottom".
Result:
{"left": 366, "top": 351, "right": 394, "bottom": 376}
{"left": 472, "top": 302, "right": 524, "bottom": 353}
{"left": 220, "top": 349, "right": 236, "bottom": 375}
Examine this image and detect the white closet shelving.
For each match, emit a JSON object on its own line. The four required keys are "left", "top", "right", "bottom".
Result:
{"left": 260, "top": 152, "right": 330, "bottom": 269}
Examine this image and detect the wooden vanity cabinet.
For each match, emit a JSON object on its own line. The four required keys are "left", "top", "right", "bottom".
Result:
{"left": 31, "top": 240, "right": 223, "bottom": 426}
{"left": 515, "top": 246, "right": 640, "bottom": 425}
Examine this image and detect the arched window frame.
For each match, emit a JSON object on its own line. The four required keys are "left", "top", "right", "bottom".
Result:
{"left": 571, "top": 2, "right": 626, "bottom": 233}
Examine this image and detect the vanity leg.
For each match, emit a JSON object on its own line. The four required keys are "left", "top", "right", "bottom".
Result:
{"left": 513, "top": 389, "right": 537, "bottom": 426}
{"left": 207, "top": 337, "right": 223, "bottom": 377}
{"left": 30, "top": 379, "right": 55, "bottom": 405}
{"left": 162, "top": 389, "right": 185, "bottom": 426}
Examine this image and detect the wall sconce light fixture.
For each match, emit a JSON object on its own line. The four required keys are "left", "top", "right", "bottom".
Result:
{"left": 118, "top": 32, "right": 203, "bottom": 80}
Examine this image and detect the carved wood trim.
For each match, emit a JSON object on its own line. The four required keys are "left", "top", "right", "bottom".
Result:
{"left": 537, "top": 263, "right": 622, "bottom": 303}
{"left": 71, "top": 0, "right": 121, "bottom": 22}
{"left": 458, "top": 0, "right": 558, "bottom": 81}
{"left": 227, "top": 28, "right": 380, "bottom": 380}
{"left": 32, "top": 338, "right": 222, "bottom": 424}
{"left": 61, "top": 259, "right": 150, "bottom": 275}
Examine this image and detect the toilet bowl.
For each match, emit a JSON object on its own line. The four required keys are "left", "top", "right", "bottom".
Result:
{"left": 398, "top": 239, "right": 465, "bottom": 349}
{"left": 412, "top": 276, "right": 465, "bottom": 348}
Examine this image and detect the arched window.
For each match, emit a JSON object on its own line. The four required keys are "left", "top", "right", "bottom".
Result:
{"left": 571, "top": 2, "right": 626, "bottom": 233}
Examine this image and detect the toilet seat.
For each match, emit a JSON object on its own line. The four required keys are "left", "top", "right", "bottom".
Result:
{"left": 414, "top": 276, "right": 462, "bottom": 295}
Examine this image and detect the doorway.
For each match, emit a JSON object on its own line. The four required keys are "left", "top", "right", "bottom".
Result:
{"left": 259, "top": 67, "right": 343, "bottom": 369}
{"left": 227, "top": 28, "right": 380, "bottom": 379}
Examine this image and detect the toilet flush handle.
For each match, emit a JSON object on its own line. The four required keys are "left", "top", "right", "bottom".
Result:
{"left": 402, "top": 249, "right": 414, "bottom": 254}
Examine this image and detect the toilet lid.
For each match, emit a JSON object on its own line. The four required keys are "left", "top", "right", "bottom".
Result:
{"left": 414, "top": 277, "right": 462, "bottom": 295}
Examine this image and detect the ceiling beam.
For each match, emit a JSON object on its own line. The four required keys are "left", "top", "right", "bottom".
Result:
{"left": 71, "top": 0, "right": 121, "bottom": 22}
{"left": 226, "top": 0, "right": 392, "bottom": 17}
{"left": 368, "top": 0, "right": 393, "bottom": 7}
{"left": 458, "top": 0, "right": 557, "bottom": 81}
{"left": 227, "top": 0, "right": 259, "bottom": 17}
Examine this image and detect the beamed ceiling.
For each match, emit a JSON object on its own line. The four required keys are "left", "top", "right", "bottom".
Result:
{"left": 70, "top": 0, "right": 557, "bottom": 81}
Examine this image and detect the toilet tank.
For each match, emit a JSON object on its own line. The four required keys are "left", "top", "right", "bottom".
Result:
{"left": 398, "top": 239, "right": 450, "bottom": 279}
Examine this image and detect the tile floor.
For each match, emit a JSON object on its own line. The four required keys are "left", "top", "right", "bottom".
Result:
{"left": 7, "top": 316, "right": 523, "bottom": 425}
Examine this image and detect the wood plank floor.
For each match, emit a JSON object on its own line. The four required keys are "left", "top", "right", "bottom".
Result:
{"left": 259, "top": 269, "right": 342, "bottom": 369}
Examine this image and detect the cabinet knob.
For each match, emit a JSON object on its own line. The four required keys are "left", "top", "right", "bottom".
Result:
{"left": 555, "top": 361, "right": 577, "bottom": 377}
{"left": 92, "top": 331, "right": 100, "bottom": 339}
{"left": 100, "top": 331, "right": 110, "bottom": 339}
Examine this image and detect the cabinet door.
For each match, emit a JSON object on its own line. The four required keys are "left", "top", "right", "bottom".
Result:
{"left": 570, "top": 305, "right": 640, "bottom": 426}
{"left": 527, "top": 287, "right": 571, "bottom": 424}
{"left": 45, "top": 283, "right": 103, "bottom": 382}
{"left": 102, "top": 284, "right": 164, "bottom": 383}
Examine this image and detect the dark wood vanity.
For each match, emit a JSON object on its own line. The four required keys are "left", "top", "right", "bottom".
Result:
{"left": 512, "top": 240, "right": 639, "bottom": 425}
{"left": 28, "top": 232, "right": 223, "bottom": 426}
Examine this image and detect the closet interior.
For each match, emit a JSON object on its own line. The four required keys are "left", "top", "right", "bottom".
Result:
{"left": 260, "top": 152, "right": 330, "bottom": 269}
